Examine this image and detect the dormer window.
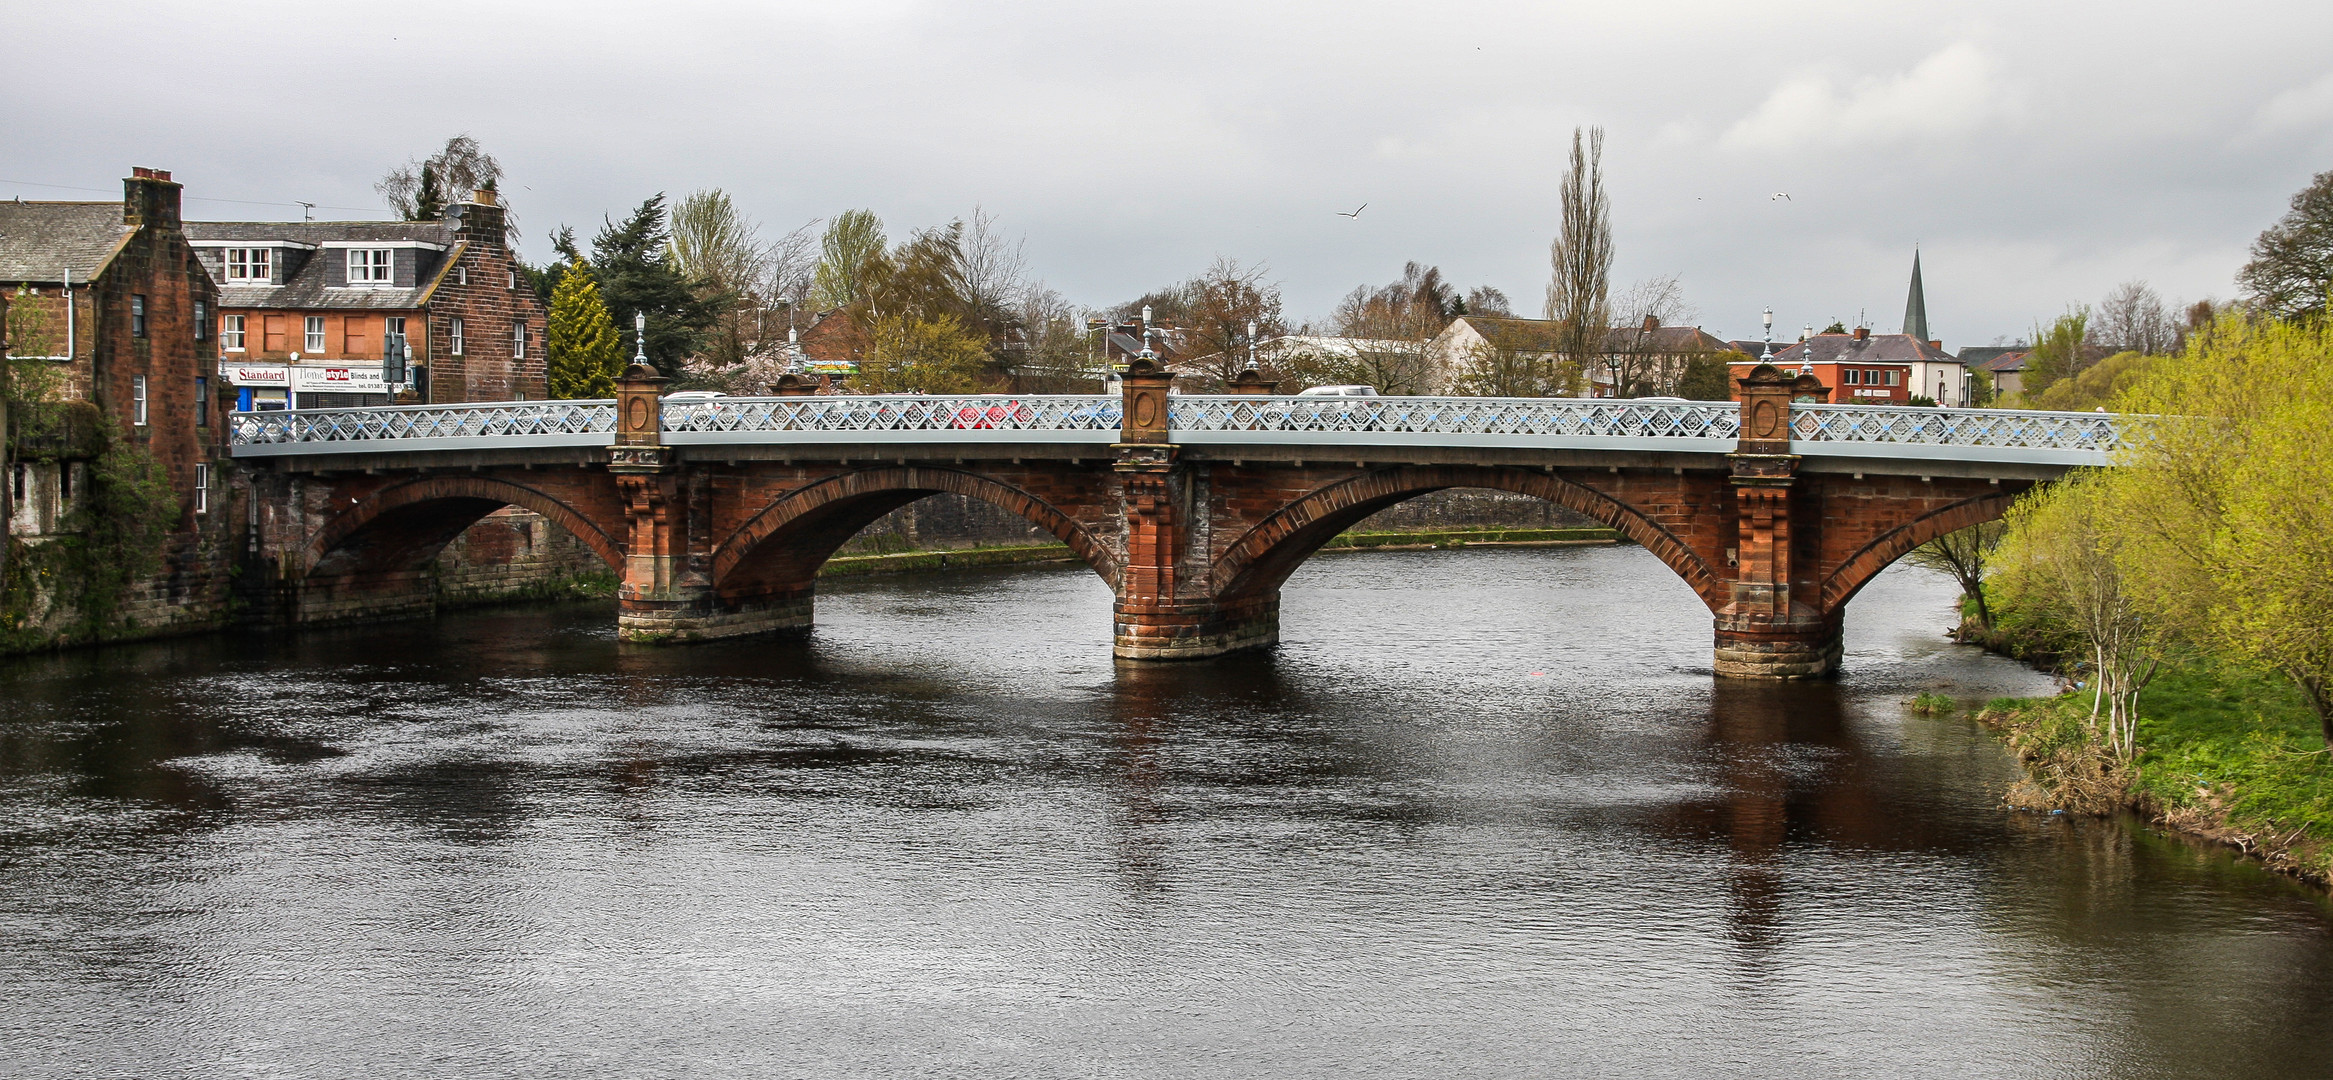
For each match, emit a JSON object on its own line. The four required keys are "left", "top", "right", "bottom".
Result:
{"left": 224, "top": 247, "right": 273, "bottom": 282}
{"left": 347, "top": 249, "right": 394, "bottom": 284}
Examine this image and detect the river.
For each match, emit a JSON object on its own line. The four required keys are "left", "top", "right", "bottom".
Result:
{"left": 3, "top": 544, "right": 2330, "bottom": 1078}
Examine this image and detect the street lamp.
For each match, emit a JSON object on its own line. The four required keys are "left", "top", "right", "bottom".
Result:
{"left": 1799, "top": 324, "right": 1815, "bottom": 377}
{"left": 1761, "top": 308, "right": 1775, "bottom": 362}
{"left": 1246, "top": 319, "right": 1258, "bottom": 369}
{"left": 634, "top": 311, "right": 648, "bottom": 366}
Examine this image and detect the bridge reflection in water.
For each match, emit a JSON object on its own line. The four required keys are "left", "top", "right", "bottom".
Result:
{"left": 225, "top": 360, "right": 2121, "bottom": 678}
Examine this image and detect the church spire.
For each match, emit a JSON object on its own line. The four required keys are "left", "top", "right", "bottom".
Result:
{"left": 1902, "top": 249, "right": 1929, "bottom": 342}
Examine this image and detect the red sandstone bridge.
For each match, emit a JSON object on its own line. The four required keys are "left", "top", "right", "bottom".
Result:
{"left": 227, "top": 362, "right": 2121, "bottom": 678}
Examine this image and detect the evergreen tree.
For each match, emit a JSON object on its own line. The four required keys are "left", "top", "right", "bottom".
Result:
{"left": 591, "top": 194, "right": 719, "bottom": 373}
{"left": 413, "top": 165, "right": 446, "bottom": 222}
{"left": 546, "top": 259, "right": 624, "bottom": 399}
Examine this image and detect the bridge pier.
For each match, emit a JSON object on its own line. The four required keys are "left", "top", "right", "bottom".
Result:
{"left": 1114, "top": 592, "right": 1280, "bottom": 660}
{"left": 1712, "top": 617, "right": 1844, "bottom": 680}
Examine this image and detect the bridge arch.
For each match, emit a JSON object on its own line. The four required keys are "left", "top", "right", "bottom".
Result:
{"left": 1209, "top": 464, "right": 1722, "bottom": 607}
{"left": 303, "top": 474, "right": 625, "bottom": 579}
{"left": 1817, "top": 489, "right": 2021, "bottom": 614}
{"left": 713, "top": 466, "right": 1121, "bottom": 599}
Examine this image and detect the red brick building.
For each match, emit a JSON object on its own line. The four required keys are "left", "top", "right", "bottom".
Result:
{"left": 1, "top": 167, "right": 225, "bottom": 532}
{"left": 187, "top": 190, "right": 545, "bottom": 407}
{"left": 1732, "top": 330, "right": 1933, "bottom": 404}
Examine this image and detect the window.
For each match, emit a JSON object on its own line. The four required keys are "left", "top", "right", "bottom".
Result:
{"left": 222, "top": 314, "right": 246, "bottom": 351}
{"left": 342, "top": 316, "right": 369, "bottom": 356}
{"left": 455, "top": 265, "right": 467, "bottom": 286}
{"left": 1842, "top": 369, "right": 1860, "bottom": 385}
{"left": 512, "top": 321, "right": 526, "bottom": 359}
{"left": 10, "top": 464, "right": 21, "bottom": 505}
{"left": 347, "top": 248, "right": 393, "bottom": 284}
{"left": 1885, "top": 370, "right": 1902, "bottom": 387}
{"left": 194, "top": 300, "right": 208, "bottom": 341}
{"left": 132, "top": 375, "right": 148, "bottom": 426}
{"left": 223, "top": 248, "right": 273, "bottom": 282}
{"left": 448, "top": 316, "right": 464, "bottom": 355}
{"left": 131, "top": 295, "right": 147, "bottom": 337}
{"left": 305, "top": 315, "right": 326, "bottom": 353}
{"left": 507, "top": 269, "right": 517, "bottom": 289}
{"left": 58, "top": 464, "right": 69, "bottom": 500}
{"left": 196, "top": 377, "right": 208, "bottom": 427}
{"left": 194, "top": 463, "right": 209, "bottom": 515}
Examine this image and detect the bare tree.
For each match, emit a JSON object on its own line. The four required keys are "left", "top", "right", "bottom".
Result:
{"left": 1013, "top": 284, "right": 1097, "bottom": 392}
{"left": 1544, "top": 126, "right": 1613, "bottom": 380}
{"left": 2092, "top": 280, "right": 2178, "bottom": 355}
{"left": 1608, "top": 273, "right": 1700, "bottom": 395}
{"left": 1178, "top": 257, "right": 1284, "bottom": 387}
{"left": 1464, "top": 285, "right": 1513, "bottom": 315}
{"left": 377, "top": 135, "right": 505, "bottom": 222}
{"left": 959, "top": 206, "right": 1030, "bottom": 335}
{"left": 1291, "top": 264, "right": 1453, "bottom": 393}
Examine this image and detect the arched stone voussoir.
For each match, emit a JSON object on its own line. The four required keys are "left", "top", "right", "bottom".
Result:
{"left": 1208, "top": 464, "right": 1722, "bottom": 605}
{"left": 711, "top": 465, "right": 1122, "bottom": 591}
{"left": 303, "top": 474, "right": 626, "bottom": 577}
{"left": 1817, "top": 490, "right": 2022, "bottom": 614}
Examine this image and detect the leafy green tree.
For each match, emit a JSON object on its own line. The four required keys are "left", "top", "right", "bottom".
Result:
{"left": 2102, "top": 312, "right": 2333, "bottom": 742}
{"left": 591, "top": 194, "right": 719, "bottom": 373}
{"left": 1994, "top": 473, "right": 2161, "bottom": 759}
{"left": 1907, "top": 521, "right": 2007, "bottom": 631}
{"left": 855, "top": 313, "right": 991, "bottom": 393}
{"left": 413, "top": 166, "right": 446, "bottom": 222}
{"left": 2021, "top": 307, "right": 2092, "bottom": 401}
{"left": 2029, "top": 350, "right": 2164, "bottom": 412}
{"left": 1674, "top": 352, "right": 1733, "bottom": 400}
{"left": 2238, "top": 168, "right": 2333, "bottom": 322}
{"left": 546, "top": 260, "right": 624, "bottom": 399}
{"left": 809, "top": 210, "right": 889, "bottom": 312}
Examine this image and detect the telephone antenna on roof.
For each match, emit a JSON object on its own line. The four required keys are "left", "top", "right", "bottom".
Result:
{"left": 296, "top": 201, "right": 316, "bottom": 222}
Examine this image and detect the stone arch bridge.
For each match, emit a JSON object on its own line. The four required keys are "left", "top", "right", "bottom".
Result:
{"left": 228, "top": 362, "right": 2122, "bottom": 678}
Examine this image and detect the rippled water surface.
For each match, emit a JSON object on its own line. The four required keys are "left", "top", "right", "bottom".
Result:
{"left": 4, "top": 546, "right": 2330, "bottom": 1078}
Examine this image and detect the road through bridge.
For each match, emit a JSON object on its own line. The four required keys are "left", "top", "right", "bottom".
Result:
{"left": 227, "top": 361, "right": 2122, "bottom": 678}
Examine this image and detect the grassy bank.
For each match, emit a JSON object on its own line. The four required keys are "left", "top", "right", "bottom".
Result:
{"left": 1973, "top": 656, "right": 2333, "bottom": 886}
{"left": 816, "top": 526, "right": 1626, "bottom": 579}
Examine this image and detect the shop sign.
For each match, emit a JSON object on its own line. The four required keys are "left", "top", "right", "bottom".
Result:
{"left": 221, "top": 363, "right": 290, "bottom": 387}
{"left": 289, "top": 365, "right": 391, "bottom": 393}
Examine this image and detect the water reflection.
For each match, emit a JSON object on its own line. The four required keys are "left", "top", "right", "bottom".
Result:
{"left": 1, "top": 548, "right": 2330, "bottom": 1078}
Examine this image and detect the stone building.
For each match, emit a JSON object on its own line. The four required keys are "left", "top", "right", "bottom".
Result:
{"left": 187, "top": 190, "right": 545, "bottom": 408}
{"left": 1, "top": 167, "right": 227, "bottom": 546}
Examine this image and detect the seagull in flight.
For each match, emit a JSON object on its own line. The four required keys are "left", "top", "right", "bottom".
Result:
{"left": 1772, "top": 193, "right": 1791, "bottom": 201}
{"left": 1336, "top": 203, "right": 1367, "bottom": 218}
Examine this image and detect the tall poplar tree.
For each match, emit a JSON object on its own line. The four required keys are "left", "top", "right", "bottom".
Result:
{"left": 1544, "top": 125, "right": 1613, "bottom": 389}
{"left": 547, "top": 259, "right": 624, "bottom": 399}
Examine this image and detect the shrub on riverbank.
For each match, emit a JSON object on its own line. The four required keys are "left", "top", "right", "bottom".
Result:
{"left": 1977, "top": 656, "right": 2333, "bottom": 884}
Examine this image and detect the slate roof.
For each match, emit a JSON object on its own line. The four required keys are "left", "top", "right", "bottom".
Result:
{"left": 1756, "top": 333, "right": 1962, "bottom": 366}
{"left": 185, "top": 219, "right": 457, "bottom": 311}
{"left": 1967, "top": 349, "right": 2030, "bottom": 373}
{"left": 182, "top": 220, "right": 455, "bottom": 246}
{"left": 0, "top": 201, "right": 138, "bottom": 284}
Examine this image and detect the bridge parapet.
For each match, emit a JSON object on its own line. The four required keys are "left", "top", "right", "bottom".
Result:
{"left": 227, "top": 393, "right": 2123, "bottom": 468}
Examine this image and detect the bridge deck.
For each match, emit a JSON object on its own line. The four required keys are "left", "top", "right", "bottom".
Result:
{"left": 226, "top": 394, "right": 2122, "bottom": 468}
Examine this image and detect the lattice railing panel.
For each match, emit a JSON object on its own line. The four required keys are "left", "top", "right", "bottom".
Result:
{"left": 660, "top": 395, "right": 1122, "bottom": 433}
{"left": 1168, "top": 396, "right": 1743, "bottom": 440}
{"left": 1790, "top": 404, "right": 2123, "bottom": 454}
{"left": 230, "top": 400, "right": 617, "bottom": 446}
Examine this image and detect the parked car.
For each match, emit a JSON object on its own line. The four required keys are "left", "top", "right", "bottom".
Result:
{"left": 662, "top": 390, "right": 728, "bottom": 402}
{"left": 1295, "top": 385, "right": 1381, "bottom": 397}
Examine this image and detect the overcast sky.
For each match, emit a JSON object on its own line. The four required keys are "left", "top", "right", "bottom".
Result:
{"left": 8, "top": 0, "right": 2332, "bottom": 346}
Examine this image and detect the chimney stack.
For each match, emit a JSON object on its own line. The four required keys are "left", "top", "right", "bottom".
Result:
{"left": 1853, "top": 326, "right": 1869, "bottom": 342}
{"left": 1642, "top": 315, "right": 1660, "bottom": 332}
{"left": 452, "top": 188, "right": 507, "bottom": 248}
{"left": 123, "top": 167, "right": 181, "bottom": 229}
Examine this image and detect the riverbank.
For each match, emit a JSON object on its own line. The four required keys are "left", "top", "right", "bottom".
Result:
{"left": 1969, "top": 653, "right": 2333, "bottom": 887}
{"left": 817, "top": 526, "right": 1625, "bottom": 578}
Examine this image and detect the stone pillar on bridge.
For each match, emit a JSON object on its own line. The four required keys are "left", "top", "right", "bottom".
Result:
{"left": 608, "top": 361, "right": 794, "bottom": 641}
{"left": 1111, "top": 357, "right": 1278, "bottom": 659}
{"left": 1714, "top": 363, "right": 1841, "bottom": 679}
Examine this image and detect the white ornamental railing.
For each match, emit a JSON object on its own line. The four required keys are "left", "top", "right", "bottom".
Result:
{"left": 1166, "top": 395, "right": 1741, "bottom": 449}
{"left": 660, "top": 395, "right": 1121, "bottom": 445}
{"left": 225, "top": 393, "right": 2122, "bottom": 466}
{"left": 229, "top": 399, "right": 617, "bottom": 454}
{"left": 1791, "top": 404, "right": 2121, "bottom": 463}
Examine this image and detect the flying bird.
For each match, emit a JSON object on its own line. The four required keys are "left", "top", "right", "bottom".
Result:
{"left": 1772, "top": 193, "right": 1791, "bottom": 201}
{"left": 1336, "top": 203, "right": 1367, "bottom": 218}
